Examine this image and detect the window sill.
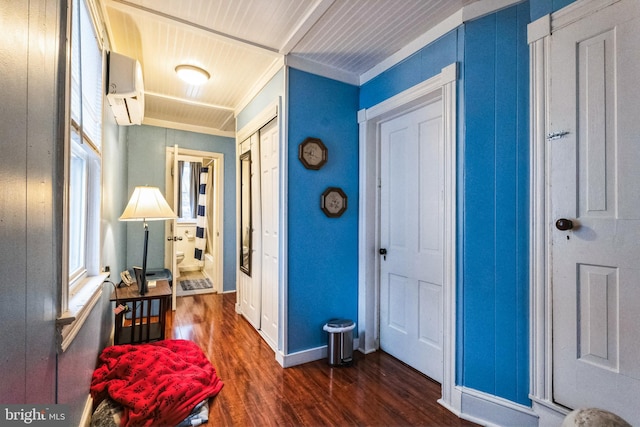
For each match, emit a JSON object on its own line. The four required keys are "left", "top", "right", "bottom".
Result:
{"left": 177, "top": 219, "right": 197, "bottom": 224}
{"left": 56, "top": 272, "right": 109, "bottom": 353}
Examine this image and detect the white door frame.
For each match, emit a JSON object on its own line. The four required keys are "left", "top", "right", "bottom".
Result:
{"left": 528, "top": 1, "right": 620, "bottom": 424}
{"left": 164, "top": 146, "right": 225, "bottom": 300}
{"left": 357, "top": 63, "right": 458, "bottom": 409}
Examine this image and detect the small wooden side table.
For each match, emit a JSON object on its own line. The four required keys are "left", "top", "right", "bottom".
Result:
{"left": 110, "top": 279, "right": 172, "bottom": 345}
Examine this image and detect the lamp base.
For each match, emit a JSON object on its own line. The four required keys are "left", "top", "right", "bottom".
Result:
{"left": 140, "top": 223, "right": 149, "bottom": 295}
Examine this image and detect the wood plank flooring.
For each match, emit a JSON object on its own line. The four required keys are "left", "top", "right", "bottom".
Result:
{"left": 168, "top": 292, "right": 477, "bottom": 427}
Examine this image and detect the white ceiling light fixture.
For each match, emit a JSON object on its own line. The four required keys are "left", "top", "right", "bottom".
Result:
{"left": 175, "top": 64, "right": 210, "bottom": 85}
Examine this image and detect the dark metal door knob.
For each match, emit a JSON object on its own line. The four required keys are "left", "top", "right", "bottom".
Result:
{"left": 555, "top": 218, "right": 574, "bottom": 231}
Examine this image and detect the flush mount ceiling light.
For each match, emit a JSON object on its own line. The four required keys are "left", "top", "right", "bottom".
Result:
{"left": 175, "top": 64, "right": 210, "bottom": 85}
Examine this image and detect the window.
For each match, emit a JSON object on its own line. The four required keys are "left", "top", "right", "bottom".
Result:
{"left": 177, "top": 157, "right": 203, "bottom": 222}
{"left": 58, "top": 0, "right": 106, "bottom": 350}
{"left": 68, "top": 139, "right": 88, "bottom": 281}
{"left": 179, "top": 161, "right": 194, "bottom": 220}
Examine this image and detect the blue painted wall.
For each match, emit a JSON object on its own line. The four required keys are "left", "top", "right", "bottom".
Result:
{"left": 530, "top": 0, "right": 578, "bottom": 21}
{"left": 125, "top": 126, "right": 237, "bottom": 292}
{"left": 287, "top": 69, "right": 360, "bottom": 353}
{"left": 359, "top": 1, "right": 530, "bottom": 406}
{"left": 360, "top": 30, "right": 459, "bottom": 109}
{"left": 462, "top": 2, "right": 530, "bottom": 405}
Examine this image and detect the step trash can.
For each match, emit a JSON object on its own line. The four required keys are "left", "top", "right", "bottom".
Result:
{"left": 323, "top": 319, "right": 356, "bottom": 366}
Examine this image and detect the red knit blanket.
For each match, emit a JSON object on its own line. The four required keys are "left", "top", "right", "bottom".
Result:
{"left": 90, "top": 340, "right": 224, "bottom": 427}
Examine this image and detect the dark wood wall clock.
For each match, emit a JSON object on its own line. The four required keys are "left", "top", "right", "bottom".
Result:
{"left": 298, "top": 137, "right": 328, "bottom": 170}
{"left": 321, "top": 187, "right": 347, "bottom": 217}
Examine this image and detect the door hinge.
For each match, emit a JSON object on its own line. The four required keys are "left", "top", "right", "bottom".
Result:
{"left": 547, "top": 131, "right": 570, "bottom": 141}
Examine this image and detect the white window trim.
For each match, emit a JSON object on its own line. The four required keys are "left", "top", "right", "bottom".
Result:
{"left": 56, "top": 273, "right": 108, "bottom": 352}
{"left": 56, "top": 0, "right": 106, "bottom": 353}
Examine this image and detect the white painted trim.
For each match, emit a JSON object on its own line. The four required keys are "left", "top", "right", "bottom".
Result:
{"left": 458, "top": 387, "right": 539, "bottom": 427}
{"left": 359, "top": 11, "right": 464, "bottom": 85}
{"left": 285, "top": 55, "right": 360, "bottom": 86}
{"left": 57, "top": 273, "right": 107, "bottom": 352}
{"left": 529, "top": 28, "right": 554, "bottom": 411}
{"left": 279, "top": 71, "right": 289, "bottom": 358}
{"left": 358, "top": 62, "right": 457, "bottom": 415}
{"left": 439, "top": 70, "right": 458, "bottom": 415}
{"left": 356, "top": 115, "right": 379, "bottom": 354}
{"left": 281, "top": 346, "right": 327, "bottom": 368}
{"left": 362, "top": 65, "right": 456, "bottom": 121}
{"left": 532, "top": 399, "right": 569, "bottom": 427}
{"left": 145, "top": 91, "right": 235, "bottom": 111}
{"left": 144, "top": 117, "right": 235, "bottom": 138}
{"left": 279, "top": 0, "right": 335, "bottom": 54}
{"left": 550, "top": 0, "right": 620, "bottom": 32}
{"left": 278, "top": 338, "right": 361, "bottom": 368}
{"left": 527, "top": 14, "right": 551, "bottom": 44}
{"left": 79, "top": 394, "right": 93, "bottom": 427}
{"left": 236, "top": 100, "right": 279, "bottom": 142}
{"left": 359, "top": 0, "right": 521, "bottom": 84}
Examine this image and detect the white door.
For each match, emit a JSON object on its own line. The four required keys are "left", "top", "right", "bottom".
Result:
{"left": 259, "top": 118, "right": 279, "bottom": 349}
{"left": 550, "top": 1, "right": 640, "bottom": 422}
{"left": 164, "top": 145, "right": 179, "bottom": 309}
{"left": 379, "top": 101, "right": 444, "bottom": 381}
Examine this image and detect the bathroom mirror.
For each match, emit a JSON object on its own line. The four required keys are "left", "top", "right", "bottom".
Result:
{"left": 239, "top": 151, "right": 251, "bottom": 276}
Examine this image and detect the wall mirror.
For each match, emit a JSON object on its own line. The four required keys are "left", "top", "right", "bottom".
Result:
{"left": 239, "top": 151, "right": 251, "bottom": 276}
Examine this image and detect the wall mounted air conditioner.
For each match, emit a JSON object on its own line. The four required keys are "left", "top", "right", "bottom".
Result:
{"left": 106, "top": 51, "right": 144, "bottom": 126}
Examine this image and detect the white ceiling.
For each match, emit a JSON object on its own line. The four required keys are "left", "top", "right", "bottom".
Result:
{"left": 100, "top": 0, "right": 504, "bottom": 136}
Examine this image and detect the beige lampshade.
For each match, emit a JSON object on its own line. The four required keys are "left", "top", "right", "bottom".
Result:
{"left": 119, "top": 186, "right": 176, "bottom": 221}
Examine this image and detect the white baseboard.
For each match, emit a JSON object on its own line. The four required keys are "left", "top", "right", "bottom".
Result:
{"left": 280, "top": 345, "right": 327, "bottom": 367}
{"left": 79, "top": 395, "right": 93, "bottom": 427}
{"left": 531, "top": 398, "right": 569, "bottom": 427}
{"left": 458, "top": 387, "right": 539, "bottom": 427}
{"left": 279, "top": 338, "right": 360, "bottom": 368}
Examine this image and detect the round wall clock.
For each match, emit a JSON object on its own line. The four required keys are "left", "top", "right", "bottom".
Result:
{"left": 298, "top": 137, "right": 328, "bottom": 170}
{"left": 321, "top": 187, "right": 347, "bottom": 218}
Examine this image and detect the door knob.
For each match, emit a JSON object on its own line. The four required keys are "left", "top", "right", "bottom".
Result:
{"left": 555, "top": 218, "right": 574, "bottom": 231}
{"left": 379, "top": 248, "right": 387, "bottom": 260}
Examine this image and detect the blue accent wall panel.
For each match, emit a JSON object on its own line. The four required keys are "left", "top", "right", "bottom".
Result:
{"left": 463, "top": 11, "right": 498, "bottom": 394}
{"left": 530, "top": 0, "right": 578, "bottom": 21}
{"left": 462, "top": 2, "right": 530, "bottom": 405}
{"left": 360, "top": 30, "right": 458, "bottom": 109}
{"left": 287, "top": 68, "right": 359, "bottom": 353}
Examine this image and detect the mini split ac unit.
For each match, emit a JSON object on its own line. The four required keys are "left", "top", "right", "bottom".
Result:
{"left": 106, "top": 51, "right": 144, "bottom": 125}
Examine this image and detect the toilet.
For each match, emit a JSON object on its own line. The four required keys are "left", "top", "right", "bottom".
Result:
{"left": 176, "top": 251, "right": 185, "bottom": 264}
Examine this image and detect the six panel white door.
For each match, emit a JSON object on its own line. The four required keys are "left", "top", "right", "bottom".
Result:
{"left": 260, "top": 118, "right": 279, "bottom": 349}
{"left": 550, "top": 1, "right": 640, "bottom": 422}
{"left": 379, "top": 101, "right": 444, "bottom": 382}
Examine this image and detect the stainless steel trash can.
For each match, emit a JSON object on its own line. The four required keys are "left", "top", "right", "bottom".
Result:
{"left": 323, "top": 319, "right": 356, "bottom": 366}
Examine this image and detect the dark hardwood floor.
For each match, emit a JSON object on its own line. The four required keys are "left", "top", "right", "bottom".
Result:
{"left": 167, "top": 292, "right": 477, "bottom": 427}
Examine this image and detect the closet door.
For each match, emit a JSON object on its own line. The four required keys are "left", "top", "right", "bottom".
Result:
{"left": 259, "top": 118, "right": 279, "bottom": 348}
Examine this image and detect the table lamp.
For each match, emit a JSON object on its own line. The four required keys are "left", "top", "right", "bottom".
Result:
{"left": 119, "top": 186, "right": 176, "bottom": 295}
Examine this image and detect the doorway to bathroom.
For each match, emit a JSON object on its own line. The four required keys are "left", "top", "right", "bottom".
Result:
{"left": 164, "top": 146, "right": 224, "bottom": 307}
